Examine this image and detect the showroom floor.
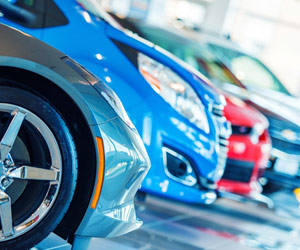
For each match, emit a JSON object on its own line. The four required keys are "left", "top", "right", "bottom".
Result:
{"left": 32, "top": 191, "right": 300, "bottom": 250}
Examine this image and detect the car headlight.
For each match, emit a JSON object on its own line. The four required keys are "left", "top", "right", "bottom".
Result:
{"left": 251, "top": 123, "right": 265, "bottom": 144}
{"left": 138, "top": 53, "right": 210, "bottom": 134}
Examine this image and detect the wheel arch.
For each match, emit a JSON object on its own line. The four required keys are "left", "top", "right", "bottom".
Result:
{"left": 0, "top": 64, "right": 97, "bottom": 240}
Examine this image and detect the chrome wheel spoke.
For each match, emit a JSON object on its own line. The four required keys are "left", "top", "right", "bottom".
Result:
{"left": 0, "top": 103, "right": 63, "bottom": 241}
{"left": 0, "top": 190, "right": 13, "bottom": 237}
{"left": 8, "top": 166, "right": 58, "bottom": 181}
{"left": 0, "top": 109, "right": 26, "bottom": 161}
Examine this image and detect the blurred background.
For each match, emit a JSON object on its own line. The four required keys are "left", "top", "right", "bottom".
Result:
{"left": 101, "top": 0, "right": 300, "bottom": 96}
{"left": 2, "top": 0, "right": 299, "bottom": 249}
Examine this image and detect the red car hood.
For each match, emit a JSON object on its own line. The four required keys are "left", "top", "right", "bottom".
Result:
{"left": 224, "top": 95, "right": 268, "bottom": 128}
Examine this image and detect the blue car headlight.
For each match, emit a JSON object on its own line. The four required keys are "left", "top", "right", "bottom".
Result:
{"left": 138, "top": 53, "right": 210, "bottom": 134}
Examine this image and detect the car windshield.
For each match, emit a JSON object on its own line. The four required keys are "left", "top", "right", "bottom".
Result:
{"left": 76, "top": 0, "right": 122, "bottom": 29}
{"left": 208, "top": 44, "right": 291, "bottom": 95}
{"left": 139, "top": 26, "right": 242, "bottom": 88}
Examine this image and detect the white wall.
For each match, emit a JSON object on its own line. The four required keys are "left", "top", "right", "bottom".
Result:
{"left": 231, "top": 0, "right": 300, "bottom": 95}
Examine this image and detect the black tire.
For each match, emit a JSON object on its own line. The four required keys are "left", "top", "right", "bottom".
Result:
{"left": 0, "top": 85, "right": 77, "bottom": 250}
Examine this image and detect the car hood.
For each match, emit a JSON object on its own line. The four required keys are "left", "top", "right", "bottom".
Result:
{"left": 104, "top": 23, "right": 224, "bottom": 107}
{"left": 249, "top": 86, "right": 300, "bottom": 114}
{"left": 249, "top": 89, "right": 300, "bottom": 128}
{"left": 223, "top": 94, "right": 268, "bottom": 128}
{"left": 222, "top": 83, "right": 300, "bottom": 128}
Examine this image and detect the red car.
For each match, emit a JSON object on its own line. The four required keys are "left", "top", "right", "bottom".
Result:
{"left": 218, "top": 95, "right": 271, "bottom": 195}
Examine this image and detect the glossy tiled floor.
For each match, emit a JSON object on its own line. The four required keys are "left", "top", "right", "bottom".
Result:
{"left": 33, "top": 191, "right": 300, "bottom": 250}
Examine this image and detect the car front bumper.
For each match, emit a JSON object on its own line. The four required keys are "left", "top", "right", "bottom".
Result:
{"left": 218, "top": 133, "right": 270, "bottom": 195}
{"left": 75, "top": 117, "right": 150, "bottom": 238}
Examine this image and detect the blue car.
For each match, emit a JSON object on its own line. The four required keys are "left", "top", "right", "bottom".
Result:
{"left": 0, "top": 0, "right": 229, "bottom": 204}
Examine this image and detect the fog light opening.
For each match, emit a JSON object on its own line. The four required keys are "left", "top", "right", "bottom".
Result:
{"left": 162, "top": 147, "right": 197, "bottom": 186}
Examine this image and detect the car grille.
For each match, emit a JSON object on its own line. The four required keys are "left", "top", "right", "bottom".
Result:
{"left": 212, "top": 104, "right": 229, "bottom": 177}
{"left": 212, "top": 104, "right": 224, "bottom": 117}
{"left": 231, "top": 125, "right": 252, "bottom": 135}
{"left": 222, "top": 159, "right": 255, "bottom": 183}
{"left": 271, "top": 137, "right": 300, "bottom": 155}
{"left": 258, "top": 168, "right": 265, "bottom": 178}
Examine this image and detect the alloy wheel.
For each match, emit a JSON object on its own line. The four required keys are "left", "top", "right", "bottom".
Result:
{"left": 0, "top": 103, "right": 62, "bottom": 241}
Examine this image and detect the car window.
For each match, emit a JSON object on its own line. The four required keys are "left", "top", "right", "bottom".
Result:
{"left": 0, "top": 0, "right": 44, "bottom": 28}
{"left": 76, "top": 0, "right": 122, "bottom": 29}
{"left": 231, "top": 56, "right": 281, "bottom": 91}
{"left": 140, "top": 27, "right": 242, "bottom": 88}
{"left": 209, "top": 44, "right": 291, "bottom": 95}
{"left": 0, "top": 0, "right": 67, "bottom": 28}
{"left": 184, "top": 45, "right": 242, "bottom": 87}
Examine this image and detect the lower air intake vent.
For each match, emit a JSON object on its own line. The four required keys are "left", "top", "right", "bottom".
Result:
{"left": 162, "top": 147, "right": 197, "bottom": 186}
{"left": 222, "top": 159, "right": 255, "bottom": 183}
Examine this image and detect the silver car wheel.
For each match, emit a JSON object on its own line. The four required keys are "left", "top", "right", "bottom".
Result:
{"left": 0, "top": 103, "right": 62, "bottom": 241}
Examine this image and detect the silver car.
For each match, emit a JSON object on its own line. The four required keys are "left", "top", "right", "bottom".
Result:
{"left": 0, "top": 23, "right": 150, "bottom": 249}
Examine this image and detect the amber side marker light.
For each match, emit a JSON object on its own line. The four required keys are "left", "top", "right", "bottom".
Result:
{"left": 293, "top": 188, "right": 300, "bottom": 209}
{"left": 90, "top": 137, "right": 105, "bottom": 209}
{"left": 140, "top": 69, "right": 161, "bottom": 92}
